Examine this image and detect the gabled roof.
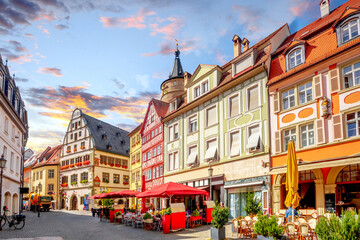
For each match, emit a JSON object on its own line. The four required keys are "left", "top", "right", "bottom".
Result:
{"left": 32, "top": 145, "right": 62, "bottom": 169}
{"left": 268, "top": 0, "right": 360, "bottom": 86}
{"left": 282, "top": 39, "right": 307, "bottom": 55}
{"left": 82, "top": 113, "right": 130, "bottom": 156}
{"left": 140, "top": 98, "right": 169, "bottom": 134}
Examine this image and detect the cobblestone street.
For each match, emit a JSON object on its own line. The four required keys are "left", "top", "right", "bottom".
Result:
{"left": 0, "top": 210, "right": 236, "bottom": 240}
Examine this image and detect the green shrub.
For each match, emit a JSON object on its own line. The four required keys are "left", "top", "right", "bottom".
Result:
{"left": 254, "top": 214, "right": 284, "bottom": 239}
{"left": 315, "top": 211, "right": 360, "bottom": 240}
{"left": 115, "top": 211, "right": 122, "bottom": 216}
{"left": 143, "top": 212, "right": 152, "bottom": 220}
{"left": 245, "top": 192, "right": 262, "bottom": 216}
{"left": 211, "top": 204, "right": 229, "bottom": 229}
{"left": 103, "top": 199, "right": 113, "bottom": 207}
{"left": 165, "top": 207, "right": 172, "bottom": 215}
{"left": 191, "top": 209, "right": 200, "bottom": 217}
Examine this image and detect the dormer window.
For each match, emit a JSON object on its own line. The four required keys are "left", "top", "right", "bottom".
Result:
{"left": 340, "top": 19, "right": 359, "bottom": 43}
{"left": 170, "top": 101, "right": 176, "bottom": 112}
{"left": 194, "top": 86, "right": 200, "bottom": 98}
{"left": 287, "top": 48, "right": 304, "bottom": 70}
{"left": 202, "top": 81, "right": 209, "bottom": 93}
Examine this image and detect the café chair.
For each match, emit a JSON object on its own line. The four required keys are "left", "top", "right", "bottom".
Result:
{"left": 232, "top": 218, "right": 240, "bottom": 237}
{"left": 285, "top": 222, "right": 298, "bottom": 240}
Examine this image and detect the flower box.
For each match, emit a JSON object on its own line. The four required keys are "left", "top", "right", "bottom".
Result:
{"left": 61, "top": 183, "right": 68, "bottom": 187}
{"left": 80, "top": 180, "right": 88, "bottom": 184}
{"left": 71, "top": 182, "right": 77, "bottom": 185}
{"left": 123, "top": 182, "right": 129, "bottom": 185}
{"left": 61, "top": 165, "right": 69, "bottom": 170}
{"left": 103, "top": 180, "right": 109, "bottom": 183}
{"left": 113, "top": 181, "right": 119, "bottom": 184}
{"left": 66, "top": 150, "right": 71, "bottom": 153}
{"left": 74, "top": 148, "right": 77, "bottom": 152}
{"left": 80, "top": 146, "right": 85, "bottom": 149}
{"left": 75, "top": 162, "right": 83, "bottom": 167}
{"left": 115, "top": 164, "right": 121, "bottom": 167}
{"left": 83, "top": 160, "right": 90, "bottom": 165}
{"left": 109, "top": 163, "right": 114, "bottom": 167}
{"left": 70, "top": 164, "right": 75, "bottom": 168}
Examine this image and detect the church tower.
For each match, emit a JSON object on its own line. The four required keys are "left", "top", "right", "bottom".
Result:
{"left": 160, "top": 44, "right": 185, "bottom": 103}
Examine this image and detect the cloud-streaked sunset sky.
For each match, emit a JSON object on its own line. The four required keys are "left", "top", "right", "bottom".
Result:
{"left": 0, "top": 0, "right": 347, "bottom": 151}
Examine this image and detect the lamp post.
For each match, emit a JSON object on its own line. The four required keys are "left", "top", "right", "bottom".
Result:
{"left": 208, "top": 165, "right": 213, "bottom": 200}
{"left": 0, "top": 155, "right": 7, "bottom": 231}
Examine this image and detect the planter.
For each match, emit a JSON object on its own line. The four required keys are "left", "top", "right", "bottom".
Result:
{"left": 70, "top": 164, "right": 75, "bottom": 168}
{"left": 143, "top": 219, "right": 153, "bottom": 223}
{"left": 162, "top": 215, "right": 171, "bottom": 234}
{"left": 210, "top": 227, "right": 226, "bottom": 240}
{"left": 258, "top": 236, "right": 286, "bottom": 240}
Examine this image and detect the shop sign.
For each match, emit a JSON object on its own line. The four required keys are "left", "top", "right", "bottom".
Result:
{"left": 142, "top": 155, "right": 163, "bottom": 169}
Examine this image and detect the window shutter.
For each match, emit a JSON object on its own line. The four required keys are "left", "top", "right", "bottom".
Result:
{"left": 273, "top": 92, "right": 280, "bottom": 113}
{"left": 329, "top": 68, "right": 340, "bottom": 93}
{"left": 313, "top": 75, "right": 323, "bottom": 99}
{"left": 316, "top": 119, "right": 325, "bottom": 144}
{"left": 332, "top": 114, "right": 343, "bottom": 140}
{"left": 274, "top": 131, "right": 281, "bottom": 154}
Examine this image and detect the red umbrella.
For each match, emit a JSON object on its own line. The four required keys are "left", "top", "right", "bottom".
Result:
{"left": 88, "top": 193, "right": 109, "bottom": 199}
{"left": 136, "top": 182, "right": 209, "bottom": 199}
{"left": 106, "top": 190, "right": 140, "bottom": 198}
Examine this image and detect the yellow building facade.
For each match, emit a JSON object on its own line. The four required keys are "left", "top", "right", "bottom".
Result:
{"left": 128, "top": 123, "right": 142, "bottom": 207}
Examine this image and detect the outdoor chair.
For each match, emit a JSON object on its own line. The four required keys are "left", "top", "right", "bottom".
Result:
{"left": 308, "top": 218, "right": 318, "bottom": 240}
{"left": 244, "top": 216, "right": 251, "bottom": 222}
{"left": 277, "top": 216, "right": 284, "bottom": 226}
{"left": 311, "top": 212, "right": 318, "bottom": 220}
{"left": 232, "top": 218, "right": 240, "bottom": 238}
{"left": 252, "top": 216, "right": 258, "bottom": 222}
{"left": 239, "top": 219, "right": 250, "bottom": 238}
{"left": 297, "top": 217, "right": 307, "bottom": 223}
{"left": 285, "top": 222, "right": 298, "bottom": 240}
{"left": 248, "top": 220, "right": 258, "bottom": 240}
{"left": 134, "top": 215, "right": 143, "bottom": 228}
{"left": 286, "top": 215, "right": 298, "bottom": 223}
{"left": 298, "top": 223, "right": 314, "bottom": 240}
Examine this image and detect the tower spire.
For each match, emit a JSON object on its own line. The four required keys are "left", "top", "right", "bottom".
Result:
{"left": 169, "top": 41, "right": 184, "bottom": 79}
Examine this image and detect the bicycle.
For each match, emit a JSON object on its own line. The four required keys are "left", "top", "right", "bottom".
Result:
{"left": 0, "top": 206, "right": 26, "bottom": 230}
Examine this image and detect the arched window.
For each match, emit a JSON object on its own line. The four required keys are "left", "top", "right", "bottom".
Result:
{"left": 340, "top": 18, "right": 359, "bottom": 43}
{"left": 286, "top": 46, "right": 305, "bottom": 71}
{"left": 336, "top": 164, "right": 360, "bottom": 183}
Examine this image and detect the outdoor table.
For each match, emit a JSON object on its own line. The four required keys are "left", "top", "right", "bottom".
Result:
{"left": 189, "top": 215, "right": 202, "bottom": 228}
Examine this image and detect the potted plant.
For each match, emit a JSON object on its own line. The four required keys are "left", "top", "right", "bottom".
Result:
{"left": 254, "top": 214, "right": 284, "bottom": 240}
{"left": 191, "top": 209, "right": 200, "bottom": 217}
{"left": 245, "top": 192, "right": 262, "bottom": 217}
{"left": 210, "top": 204, "right": 229, "bottom": 240}
{"left": 162, "top": 207, "right": 172, "bottom": 234}
{"left": 143, "top": 212, "right": 153, "bottom": 223}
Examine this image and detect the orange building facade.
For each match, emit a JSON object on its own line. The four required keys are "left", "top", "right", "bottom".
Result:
{"left": 268, "top": 0, "right": 360, "bottom": 215}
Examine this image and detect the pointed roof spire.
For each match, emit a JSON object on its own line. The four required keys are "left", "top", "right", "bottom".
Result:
{"left": 169, "top": 40, "right": 184, "bottom": 79}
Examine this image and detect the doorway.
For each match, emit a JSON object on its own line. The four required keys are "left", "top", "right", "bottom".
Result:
{"left": 71, "top": 196, "right": 77, "bottom": 210}
{"left": 62, "top": 199, "right": 66, "bottom": 209}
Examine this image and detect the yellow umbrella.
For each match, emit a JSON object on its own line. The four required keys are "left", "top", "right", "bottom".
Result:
{"left": 284, "top": 141, "right": 301, "bottom": 220}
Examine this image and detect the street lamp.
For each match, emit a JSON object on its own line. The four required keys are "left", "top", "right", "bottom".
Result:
{"left": 0, "top": 154, "right": 7, "bottom": 231}
{"left": 208, "top": 165, "right": 213, "bottom": 200}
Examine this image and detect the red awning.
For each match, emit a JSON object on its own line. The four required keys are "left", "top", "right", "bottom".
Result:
{"left": 88, "top": 193, "right": 108, "bottom": 199}
{"left": 106, "top": 190, "right": 140, "bottom": 198}
{"left": 136, "top": 182, "right": 209, "bottom": 198}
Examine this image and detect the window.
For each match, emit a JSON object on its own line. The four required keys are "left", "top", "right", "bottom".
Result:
{"left": 283, "top": 128, "right": 296, "bottom": 151}
{"left": 81, "top": 172, "right": 88, "bottom": 181}
{"left": 300, "top": 123, "right": 314, "bottom": 148}
{"left": 247, "top": 86, "right": 259, "bottom": 111}
{"left": 102, "top": 173, "right": 109, "bottom": 183}
{"left": 189, "top": 116, "right": 197, "bottom": 133}
{"left": 152, "top": 130, "right": 154, "bottom": 138}
{"left": 136, "top": 171, "right": 140, "bottom": 181}
{"left": 206, "top": 106, "right": 217, "bottom": 127}
{"left": 202, "top": 81, "right": 209, "bottom": 93}
{"left": 168, "top": 151, "right": 179, "bottom": 171}
{"left": 10, "top": 152, "right": 14, "bottom": 171}
{"left": 229, "top": 94, "right": 240, "bottom": 118}
{"left": 113, "top": 174, "right": 120, "bottom": 183}
{"left": 40, "top": 170, "right": 43, "bottom": 179}
{"left": 48, "top": 184, "right": 54, "bottom": 191}
{"left": 288, "top": 48, "right": 304, "bottom": 69}
{"left": 16, "top": 156, "right": 19, "bottom": 174}
{"left": 282, "top": 89, "right": 295, "bottom": 110}
{"left": 298, "top": 82, "right": 312, "bottom": 104}
{"left": 187, "top": 145, "right": 198, "bottom": 166}
{"left": 81, "top": 142, "right": 85, "bottom": 149}
{"left": 157, "top": 146, "right": 161, "bottom": 155}
{"left": 247, "top": 125, "right": 261, "bottom": 152}
{"left": 70, "top": 158, "right": 74, "bottom": 164}
{"left": 48, "top": 169, "right": 54, "bottom": 179}
{"left": 123, "top": 175, "right": 129, "bottom": 184}
{"left": 343, "top": 61, "right": 360, "bottom": 88}
{"left": 62, "top": 176, "right": 68, "bottom": 184}
{"left": 156, "top": 166, "right": 159, "bottom": 178}
{"left": 122, "top": 160, "right": 128, "bottom": 168}
{"left": 346, "top": 111, "right": 360, "bottom": 137}
{"left": 33, "top": 172, "right": 35, "bottom": 180}
{"left": 205, "top": 139, "right": 217, "bottom": 161}
{"left": 160, "top": 165, "right": 163, "bottom": 176}
{"left": 71, "top": 174, "right": 78, "bottom": 183}
{"left": 341, "top": 19, "right": 359, "bottom": 43}
{"left": 70, "top": 133, "right": 73, "bottom": 140}
{"left": 100, "top": 155, "right": 106, "bottom": 164}
{"left": 4, "top": 116, "right": 8, "bottom": 133}
{"left": 155, "top": 128, "right": 158, "bottom": 136}
{"left": 159, "top": 126, "right": 162, "bottom": 133}
{"left": 169, "top": 123, "right": 179, "bottom": 141}
{"left": 143, "top": 154, "right": 146, "bottom": 162}
{"left": 11, "top": 125, "right": 15, "bottom": 141}
{"left": 80, "top": 197, "right": 84, "bottom": 205}
{"left": 67, "top": 146, "right": 71, "bottom": 153}
{"left": 170, "top": 101, "right": 176, "bottom": 111}
{"left": 153, "top": 148, "right": 157, "bottom": 156}
{"left": 194, "top": 86, "right": 201, "bottom": 98}
{"left": 79, "top": 131, "right": 82, "bottom": 137}
{"left": 36, "top": 172, "right": 39, "bottom": 180}
{"left": 153, "top": 167, "right": 156, "bottom": 179}
{"left": 230, "top": 131, "right": 240, "bottom": 156}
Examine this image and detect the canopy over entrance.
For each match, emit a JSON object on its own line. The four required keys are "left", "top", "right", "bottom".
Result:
{"left": 136, "top": 182, "right": 209, "bottom": 198}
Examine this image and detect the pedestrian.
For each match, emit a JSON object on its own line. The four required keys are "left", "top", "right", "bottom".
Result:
{"left": 37, "top": 205, "right": 40, "bottom": 217}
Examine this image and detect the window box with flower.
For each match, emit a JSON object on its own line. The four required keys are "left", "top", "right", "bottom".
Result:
{"left": 61, "top": 183, "right": 68, "bottom": 187}
{"left": 83, "top": 160, "right": 90, "bottom": 165}
{"left": 109, "top": 163, "right": 114, "bottom": 167}
{"left": 61, "top": 165, "right": 69, "bottom": 170}
{"left": 80, "top": 146, "right": 85, "bottom": 150}
{"left": 113, "top": 180, "right": 119, "bottom": 184}
{"left": 66, "top": 150, "right": 71, "bottom": 153}
{"left": 80, "top": 180, "right": 88, "bottom": 184}
{"left": 70, "top": 164, "right": 75, "bottom": 168}
{"left": 71, "top": 181, "right": 77, "bottom": 185}
{"left": 115, "top": 164, "right": 120, "bottom": 167}
{"left": 103, "top": 180, "right": 109, "bottom": 183}
{"left": 123, "top": 182, "right": 129, "bottom": 185}
{"left": 75, "top": 162, "right": 83, "bottom": 167}
{"left": 74, "top": 148, "right": 77, "bottom": 152}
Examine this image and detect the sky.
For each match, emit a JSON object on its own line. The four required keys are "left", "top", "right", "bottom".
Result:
{"left": 0, "top": 0, "right": 348, "bottom": 152}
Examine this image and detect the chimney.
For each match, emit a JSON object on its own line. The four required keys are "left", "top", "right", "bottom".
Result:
{"left": 242, "top": 38, "right": 250, "bottom": 52}
{"left": 320, "top": 0, "right": 330, "bottom": 18}
{"left": 232, "top": 34, "right": 242, "bottom": 58}
{"left": 184, "top": 71, "right": 192, "bottom": 86}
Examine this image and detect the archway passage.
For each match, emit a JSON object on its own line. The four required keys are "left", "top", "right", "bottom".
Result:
{"left": 280, "top": 170, "right": 316, "bottom": 209}
{"left": 62, "top": 199, "right": 66, "bottom": 209}
{"left": 335, "top": 164, "right": 360, "bottom": 214}
{"left": 71, "top": 196, "right": 77, "bottom": 210}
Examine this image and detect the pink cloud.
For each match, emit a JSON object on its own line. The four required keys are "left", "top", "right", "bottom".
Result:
{"left": 149, "top": 17, "right": 184, "bottom": 40}
{"left": 142, "top": 39, "right": 197, "bottom": 57}
{"left": 38, "top": 67, "right": 63, "bottom": 77}
{"left": 216, "top": 53, "right": 229, "bottom": 65}
{"left": 8, "top": 54, "right": 34, "bottom": 64}
{"left": 290, "top": 1, "right": 312, "bottom": 17}
{"left": 100, "top": 8, "right": 155, "bottom": 29}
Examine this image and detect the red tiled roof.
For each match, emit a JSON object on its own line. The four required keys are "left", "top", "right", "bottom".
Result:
{"left": 268, "top": 0, "right": 360, "bottom": 85}
{"left": 152, "top": 98, "right": 169, "bottom": 118}
{"left": 32, "top": 145, "right": 62, "bottom": 169}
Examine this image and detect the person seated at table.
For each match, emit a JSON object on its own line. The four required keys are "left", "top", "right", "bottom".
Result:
{"left": 285, "top": 206, "right": 299, "bottom": 220}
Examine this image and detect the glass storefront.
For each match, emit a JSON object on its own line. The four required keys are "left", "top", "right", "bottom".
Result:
{"left": 228, "top": 185, "right": 262, "bottom": 219}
